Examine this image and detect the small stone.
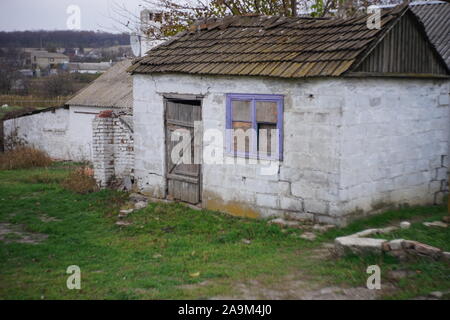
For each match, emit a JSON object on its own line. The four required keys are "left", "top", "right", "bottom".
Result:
{"left": 119, "top": 209, "right": 134, "bottom": 217}
{"left": 442, "top": 216, "right": 450, "bottom": 223}
{"left": 353, "top": 228, "right": 379, "bottom": 237}
{"left": 115, "top": 221, "right": 132, "bottom": 226}
{"left": 312, "top": 224, "right": 335, "bottom": 233}
{"left": 351, "top": 226, "right": 397, "bottom": 237}
{"left": 129, "top": 193, "right": 149, "bottom": 203}
{"left": 388, "top": 270, "right": 415, "bottom": 280}
{"left": 388, "top": 239, "right": 404, "bottom": 251}
{"left": 300, "top": 232, "right": 317, "bottom": 241}
{"left": 388, "top": 250, "right": 408, "bottom": 261}
{"left": 382, "top": 242, "right": 391, "bottom": 252}
{"left": 423, "top": 221, "right": 448, "bottom": 228}
{"left": 134, "top": 201, "right": 148, "bottom": 210}
{"left": 379, "top": 226, "right": 398, "bottom": 234}
{"left": 441, "top": 252, "right": 450, "bottom": 261}
{"left": 268, "top": 218, "right": 300, "bottom": 228}
{"left": 402, "top": 240, "right": 416, "bottom": 249}
{"left": 153, "top": 254, "right": 162, "bottom": 259}
{"left": 429, "top": 291, "right": 443, "bottom": 299}
{"left": 334, "top": 236, "right": 386, "bottom": 256}
{"left": 241, "top": 239, "right": 251, "bottom": 245}
{"left": 413, "top": 242, "right": 442, "bottom": 259}
{"left": 400, "top": 221, "right": 411, "bottom": 229}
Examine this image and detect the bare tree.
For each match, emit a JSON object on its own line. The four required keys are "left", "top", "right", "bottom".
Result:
{"left": 110, "top": 0, "right": 405, "bottom": 42}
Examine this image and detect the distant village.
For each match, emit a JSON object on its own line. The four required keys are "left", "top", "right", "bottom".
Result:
{"left": 20, "top": 45, "right": 132, "bottom": 78}
{"left": 0, "top": 31, "right": 132, "bottom": 98}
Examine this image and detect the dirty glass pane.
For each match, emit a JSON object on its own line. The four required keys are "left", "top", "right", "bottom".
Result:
{"left": 232, "top": 100, "right": 251, "bottom": 121}
{"left": 256, "top": 101, "right": 277, "bottom": 123}
{"left": 258, "top": 123, "right": 277, "bottom": 157}
{"left": 232, "top": 121, "right": 252, "bottom": 153}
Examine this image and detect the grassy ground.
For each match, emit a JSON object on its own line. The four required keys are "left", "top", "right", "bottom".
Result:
{"left": 0, "top": 164, "right": 449, "bottom": 300}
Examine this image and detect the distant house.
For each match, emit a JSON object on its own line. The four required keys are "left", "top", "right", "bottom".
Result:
{"left": 2, "top": 60, "right": 132, "bottom": 161}
{"left": 26, "top": 50, "right": 69, "bottom": 70}
{"left": 127, "top": 4, "right": 449, "bottom": 225}
{"left": 68, "top": 62, "right": 112, "bottom": 74}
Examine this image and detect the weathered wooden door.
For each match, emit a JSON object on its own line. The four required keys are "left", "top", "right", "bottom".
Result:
{"left": 165, "top": 98, "right": 202, "bottom": 204}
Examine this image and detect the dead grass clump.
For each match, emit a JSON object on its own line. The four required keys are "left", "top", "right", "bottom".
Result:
{"left": 0, "top": 147, "right": 53, "bottom": 170}
{"left": 61, "top": 167, "right": 99, "bottom": 194}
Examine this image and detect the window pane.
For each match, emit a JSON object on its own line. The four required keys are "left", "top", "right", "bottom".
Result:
{"left": 258, "top": 123, "right": 277, "bottom": 157}
{"left": 232, "top": 121, "right": 252, "bottom": 154}
{"left": 232, "top": 100, "right": 251, "bottom": 121}
{"left": 256, "top": 101, "right": 277, "bottom": 123}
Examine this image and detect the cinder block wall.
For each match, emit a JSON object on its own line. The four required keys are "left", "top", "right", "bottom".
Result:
{"left": 92, "top": 112, "right": 134, "bottom": 187}
{"left": 336, "top": 78, "right": 450, "bottom": 223}
{"left": 133, "top": 73, "right": 449, "bottom": 225}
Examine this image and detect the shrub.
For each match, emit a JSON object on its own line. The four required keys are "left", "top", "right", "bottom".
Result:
{"left": 61, "top": 166, "right": 99, "bottom": 194}
{"left": 0, "top": 147, "right": 53, "bottom": 170}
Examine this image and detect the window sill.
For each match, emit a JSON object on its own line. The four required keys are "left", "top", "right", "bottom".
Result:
{"left": 224, "top": 152, "right": 282, "bottom": 162}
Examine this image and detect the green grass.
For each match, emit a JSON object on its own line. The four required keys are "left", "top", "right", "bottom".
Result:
{"left": 0, "top": 165, "right": 314, "bottom": 299}
{"left": 0, "top": 164, "right": 449, "bottom": 300}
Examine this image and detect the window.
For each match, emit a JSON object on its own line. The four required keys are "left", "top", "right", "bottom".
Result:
{"left": 226, "top": 94, "right": 283, "bottom": 160}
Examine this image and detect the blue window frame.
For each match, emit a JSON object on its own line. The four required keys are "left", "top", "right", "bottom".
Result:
{"left": 226, "top": 93, "right": 283, "bottom": 160}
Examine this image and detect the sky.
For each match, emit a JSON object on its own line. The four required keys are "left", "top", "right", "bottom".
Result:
{"left": 0, "top": 0, "right": 147, "bottom": 33}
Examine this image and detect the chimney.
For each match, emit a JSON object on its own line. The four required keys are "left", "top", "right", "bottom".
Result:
{"left": 139, "top": 9, "right": 166, "bottom": 56}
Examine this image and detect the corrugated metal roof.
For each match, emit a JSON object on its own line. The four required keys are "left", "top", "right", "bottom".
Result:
{"left": 67, "top": 59, "right": 133, "bottom": 111}
{"left": 129, "top": 5, "right": 416, "bottom": 78}
{"left": 411, "top": 1, "right": 450, "bottom": 68}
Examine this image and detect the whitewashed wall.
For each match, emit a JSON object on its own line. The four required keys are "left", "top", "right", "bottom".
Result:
{"left": 3, "top": 107, "right": 72, "bottom": 160}
{"left": 3, "top": 105, "right": 111, "bottom": 162}
{"left": 337, "top": 78, "right": 450, "bottom": 222}
{"left": 133, "top": 73, "right": 449, "bottom": 225}
{"left": 67, "top": 105, "right": 112, "bottom": 161}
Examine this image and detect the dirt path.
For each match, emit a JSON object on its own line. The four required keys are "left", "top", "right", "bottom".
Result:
{"left": 211, "top": 244, "right": 396, "bottom": 300}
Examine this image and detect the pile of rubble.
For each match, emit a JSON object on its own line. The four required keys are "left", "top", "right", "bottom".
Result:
{"left": 334, "top": 220, "right": 450, "bottom": 261}
{"left": 115, "top": 193, "right": 149, "bottom": 226}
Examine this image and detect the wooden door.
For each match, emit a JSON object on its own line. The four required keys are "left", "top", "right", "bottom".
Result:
{"left": 165, "top": 99, "right": 202, "bottom": 204}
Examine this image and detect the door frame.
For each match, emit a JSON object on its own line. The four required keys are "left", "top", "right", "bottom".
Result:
{"left": 163, "top": 94, "right": 203, "bottom": 205}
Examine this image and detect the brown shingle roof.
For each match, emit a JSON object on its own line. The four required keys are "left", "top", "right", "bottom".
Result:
{"left": 128, "top": 5, "right": 409, "bottom": 78}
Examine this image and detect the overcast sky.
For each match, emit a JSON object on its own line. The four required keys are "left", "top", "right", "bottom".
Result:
{"left": 0, "top": 0, "right": 147, "bottom": 33}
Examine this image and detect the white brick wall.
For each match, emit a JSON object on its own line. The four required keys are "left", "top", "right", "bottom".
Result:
{"left": 92, "top": 113, "right": 134, "bottom": 187}
{"left": 133, "top": 73, "right": 449, "bottom": 225}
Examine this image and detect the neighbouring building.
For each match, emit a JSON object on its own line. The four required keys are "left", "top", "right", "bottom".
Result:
{"left": 68, "top": 62, "right": 113, "bottom": 74}
{"left": 126, "top": 4, "right": 450, "bottom": 225}
{"left": 3, "top": 59, "right": 133, "bottom": 162}
{"left": 25, "top": 50, "right": 69, "bottom": 71}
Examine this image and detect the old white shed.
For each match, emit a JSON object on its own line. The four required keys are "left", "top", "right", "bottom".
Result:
{"left": 3, "top": 59, "right": 133, "bottom": 162}
{"left": 128, "top": 5, "right": 450, "bottom": 225}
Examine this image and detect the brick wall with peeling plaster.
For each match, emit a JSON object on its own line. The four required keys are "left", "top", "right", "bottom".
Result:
{"left": 92, "top": 111, "right": 134, "bottom": 188}
{"left": 132, "top": 74, "right": 449, "bottom": 226}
